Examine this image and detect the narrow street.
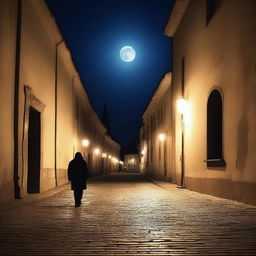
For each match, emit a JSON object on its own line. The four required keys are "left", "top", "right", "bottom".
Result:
{"left": 1, "top": 173, "right": 256, "bottom": 255}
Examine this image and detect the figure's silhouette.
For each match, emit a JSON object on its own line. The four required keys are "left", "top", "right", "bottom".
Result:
{"left": 68, "top": 152, "right": 89, "bottom": 207}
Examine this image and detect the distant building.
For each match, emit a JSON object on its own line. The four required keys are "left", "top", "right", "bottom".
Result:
{"left": 124, "top": 154, "right": 141, "bottom": 172}
{"left": 0, "top": 0, "right": 120, "bottom": 203}
{"left": 141, "top": 0, "right": 256, "bottom": 205}
{"left": 140, "top": 73, "right": 172, "bottom": 179}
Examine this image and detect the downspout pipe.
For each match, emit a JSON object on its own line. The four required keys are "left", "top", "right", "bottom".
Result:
{"left": 13, "top": 0, "right": 22, "bottom": 199}
{"left": 177, "top": 58, "right": 185, "bottom": 189}
{"left": 180, "top": 57, "right": 185, "bottom": 188}
{"left": 180, "top": 115, "right": 185, "bottom": 188}
{"left": 54, "top": 39, "right": 64, "bottom": 187}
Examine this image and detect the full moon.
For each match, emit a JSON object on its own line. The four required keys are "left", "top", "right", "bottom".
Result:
{"left": 120, "top": 46, "right": 136, "bottom": 62}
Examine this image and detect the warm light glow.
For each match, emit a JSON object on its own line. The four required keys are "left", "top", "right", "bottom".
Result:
{"left": 141, "top": 150, "right": 145, "bottom": 155}
{"left": 94, "top": 148, "right": 100, "bottom": 155}
{"left": 82, "top": 139, "right": 90, "bottom": 147}
{"left": 119, "top": 161, "right": 123, "bottom": 165}
{"left": 177, "top": 98, "right": 188, "bottom": 115}
{"left": 108, "top": 155, "right": 112, "bottom": 159}
{"left": 112, "top": 157, "right": 118, "bottom": 163}
{"left": 177, "top": 98, "right": 191, "bottom": 126}
{"left": 102, "top": 153, "right": 107, "bottom": 158}
{"left": 73, "top": 138, "right": 78, "bottom": 147}
{"left": 131, "top": 158, "right": 135, "bottom": 163}
{"left": 159, "top": 133, "right": 166, "bottom": 141}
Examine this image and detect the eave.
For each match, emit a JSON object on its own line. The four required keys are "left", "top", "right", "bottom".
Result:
{"left": 164, "top": 0, "right": 190, "bottom": 37}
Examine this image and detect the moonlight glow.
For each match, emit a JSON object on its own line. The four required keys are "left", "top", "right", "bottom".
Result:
{"left": 120, "top": 46, "right": 136, "bottom": 62}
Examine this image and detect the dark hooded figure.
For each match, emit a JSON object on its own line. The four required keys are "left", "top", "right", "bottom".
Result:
{"left": 68, "top": 152, "right": 89, "bottom": 207}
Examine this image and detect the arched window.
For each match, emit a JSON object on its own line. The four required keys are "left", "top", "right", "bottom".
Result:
{"left": 207, "top": 89, "right": 226, "bottom": 167}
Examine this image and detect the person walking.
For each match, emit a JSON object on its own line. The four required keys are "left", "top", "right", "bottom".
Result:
{"left": 68, "top": 152, "right": 89, "bottom": 207}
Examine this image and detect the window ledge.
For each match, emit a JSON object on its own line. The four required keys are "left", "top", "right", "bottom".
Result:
{"left": 204, "top": 159, "right": 226, "bottom": 168}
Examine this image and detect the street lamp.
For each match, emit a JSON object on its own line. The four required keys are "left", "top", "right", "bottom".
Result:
{"left": 112, "top": 157, "right": 118, "bottom": 163}
{"left": 94, "top": 148, "right": 100, "bottom": 155}
{"left": 177, "top": 98, "right": 188, "bottom": 115}
{"left": 82, "top": 139, "right": 90, "bottom": 147}
{"left": 177, "top": 98, "right": 187, "bottom": 188}
{"left": 81, "top": 139, "right": 90, "bottom": 159}
{"left": 159, "top": 133, "right": 166, "bottom": 142}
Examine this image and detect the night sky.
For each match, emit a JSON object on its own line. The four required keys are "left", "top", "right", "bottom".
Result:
{"left": 46, "top": 0, "right": 174, "bottom": 149}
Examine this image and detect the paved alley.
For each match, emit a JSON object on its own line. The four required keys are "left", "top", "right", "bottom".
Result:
{"left": 1, "top": 173, "right": 256, "bottom": 255}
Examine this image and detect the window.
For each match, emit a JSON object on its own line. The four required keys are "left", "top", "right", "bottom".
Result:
{"left": 162, "top": 105, "right": 165, "bottom": 124}
{"left": 156, "top": 112, "right": 158, "bottom": 128}
{"left": 160, "top": 105, "right": 163, "bottom": 124}
{"left": 207, "top": 89, "right": 226, "bottom": 167}
{"left": 150, "top": 139, "right": 153, "bottom": 163}
{"left": 150, "top": 116, "right": 153, "bottom": 133}
{"left": 76, "top": 100, "right": 79, "bottom": 120}
{"left": 153, "top": 113, "right": 156, "bottom": 130}
{"left": 157, "top": 108, "right": 160, "bottom": 127}
{"left": 206, "top": 0, "right": 221, "bottom": 25}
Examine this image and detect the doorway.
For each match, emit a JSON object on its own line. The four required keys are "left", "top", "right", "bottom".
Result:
{"left": 27, "top": 107, "right": 41, "bottom": 193}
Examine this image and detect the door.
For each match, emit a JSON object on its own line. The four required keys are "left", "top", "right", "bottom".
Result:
{"left": 27, "top": 107, "right": 41, "bottom": 193}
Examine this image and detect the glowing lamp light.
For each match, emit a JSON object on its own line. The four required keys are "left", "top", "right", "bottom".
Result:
{"left": 141, "top": 150, "right": 145, "bottom": 155}
{"left": 159, "top": 133, "right": 166, "bottom": 142}
{"left": 119, "top": 161, "right": 123, "bottom": 165}
{"left": 108, "top": 155, "right": 112, "bottom": 159}
{"left": 82, "top": 139, "right": 90, "bottom": 147}
{"left": 94, "top": 148, "right": 100, "bottom": 155}
{"left": 102, "top": 153, "right": 107, "bottom": 158}
{"left": 112, "top": 157, "right": 118, "bottom": 163}
{"left": 177, "top": 98, "right": 188, "bottom": 115}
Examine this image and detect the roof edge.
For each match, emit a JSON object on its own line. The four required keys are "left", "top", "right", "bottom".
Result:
{"left": 142, "top": 72, "right": 172, "bottom": 120}
{"left": 164, "top": 0, "right": 190, "bottom": 37}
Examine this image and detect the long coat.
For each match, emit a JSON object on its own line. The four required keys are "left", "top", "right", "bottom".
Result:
{"left": 68, "top": 154, "right": 89, "bottom": 190}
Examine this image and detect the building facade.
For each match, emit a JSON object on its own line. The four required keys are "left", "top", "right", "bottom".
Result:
{"left": 156, "top": 0, "right": 255, "bottom": 205}
{"left": 124, "top": 154, "right": 141, "bottom": 172}
{"left": 0, "top": 0, "right": 120, "bottom": 203}
{"left": 140, "top": 73, "right": 172, "bottom": 179}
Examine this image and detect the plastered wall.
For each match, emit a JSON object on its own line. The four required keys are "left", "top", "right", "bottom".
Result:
{"left": 170, "top": 0, "right": 256, "bottom": 204}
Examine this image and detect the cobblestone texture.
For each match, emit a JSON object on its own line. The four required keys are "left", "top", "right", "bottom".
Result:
{"left": 1, "top": 173, "right": 256, "bottom": 255}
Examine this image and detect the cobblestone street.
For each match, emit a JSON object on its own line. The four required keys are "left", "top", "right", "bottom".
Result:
{"left": 1, "top": 173, "right": 256, "bottom": 255}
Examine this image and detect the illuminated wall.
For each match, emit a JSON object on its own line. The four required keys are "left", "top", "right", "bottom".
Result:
{"left": 0, "top": 0, "right": 120, "bottom": 203}
{"left": 0, "top": 0, "right": 17, "bottom": 201}
{"left": 73, "top": 79, "right": 120, "bottom": 176}
{"left": 124, "top": 154, "right": 141, "bottom": 172}
{"left": 165, "top": 0, "right": 256, "bottom": 204}
{"left": 140, "top": 73, "right": 172, "bottom": 180}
